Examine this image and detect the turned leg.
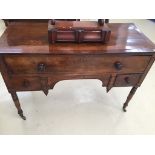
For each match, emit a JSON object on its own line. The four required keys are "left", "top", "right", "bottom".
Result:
{"left": 123, "top": 86, "right": 138, "bottom": 112}
{"left": 10, "top": 91, "right": 26, "bottom": 120}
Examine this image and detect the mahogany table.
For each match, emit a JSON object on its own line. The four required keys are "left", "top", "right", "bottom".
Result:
{"left": 0, "top": 22, "right": 155, "bottom": 120}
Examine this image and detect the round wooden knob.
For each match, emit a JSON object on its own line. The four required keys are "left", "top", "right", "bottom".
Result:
{"left": 98, "top": 19, "right": 104, "bottom": 26}
{"left": 22, "top": 80, "right": 30, "bottom": 88}
{"left": 51, "top": 19, "right": 55, "bottom": 25}
{"left": 124, "top": 77, "right": 130, "bottom": 84}
{"left": 38, "top": 63, "right": 46, "bottom": 72}
{"left": 114, "top": 61, "right": 123, "bottom": 70}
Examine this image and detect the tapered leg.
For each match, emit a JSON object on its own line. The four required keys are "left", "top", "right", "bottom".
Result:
{"left": 10, "top": 91, "right": 26, "bottom": 120}
{"left": 123, "top": 86, "right": 138, "bottom": 112}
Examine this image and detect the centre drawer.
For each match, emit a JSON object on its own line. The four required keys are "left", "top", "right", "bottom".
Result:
{"left": 4, "top": 55, "right": 150, "bottom": 75}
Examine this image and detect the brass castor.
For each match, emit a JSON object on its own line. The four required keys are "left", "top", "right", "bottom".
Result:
{"left": 18, "top": 110, "right": 26, "bottom": 120}
{"left": 123, "top": 106, "right": 127, "bottom": 112}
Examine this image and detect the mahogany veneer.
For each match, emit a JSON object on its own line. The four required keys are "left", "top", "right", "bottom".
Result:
{"left": 0, "top": 22, "right": 155, "bottom": 120}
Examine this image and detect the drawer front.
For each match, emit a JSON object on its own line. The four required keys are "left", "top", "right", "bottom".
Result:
{"left": 10, "top": 77, "right": 42, "bottom": 91}
{"left": 4, "top": 55, "right": 150, "bottom": 75}
{"left": 114, "top": 74, "right": 142, "bottom": 87}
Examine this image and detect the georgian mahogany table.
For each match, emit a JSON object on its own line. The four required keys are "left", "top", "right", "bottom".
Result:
{"left": 0, "top": 22, "right": 154, "bottom": 120}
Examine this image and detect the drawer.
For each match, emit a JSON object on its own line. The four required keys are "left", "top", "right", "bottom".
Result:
{"left": 114, "top": 74, "right": 142, "bottom": 87}
{"left": 4, "top": 55, "right": 150, "bottom": 75}
{"left": 10, "top": 77, "right": 42, "bottom": 91}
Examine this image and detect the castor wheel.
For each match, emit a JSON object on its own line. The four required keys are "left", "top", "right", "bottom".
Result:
{"left": 18, "top": 110, "right": 26, "bottom": 120}
{"left": 123, "top": 107, "right": 127, "bottom": 112}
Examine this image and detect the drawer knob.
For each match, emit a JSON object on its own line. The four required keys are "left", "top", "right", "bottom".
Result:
{"left": 22, "top": 80, "right": 30, "bottom": 88}
{"left": 124, "top": 77, "right": 130, "bottom": 84}
{"left": 38, "top": 63, "right": 46, "bottom": 72}
{"left": 114, "top": 61, "right": 123, "bottom": 70}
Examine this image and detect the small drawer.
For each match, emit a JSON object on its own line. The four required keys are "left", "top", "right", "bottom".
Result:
{"left": 114, "top": 74, "right": 142, "bottom": 87}
{"left": 10, "top": 77, "right": 42, "bottom": 91}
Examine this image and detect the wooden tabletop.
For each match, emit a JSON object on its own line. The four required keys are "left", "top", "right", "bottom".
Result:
{"left": 0, "top": 22, "right": 155, "bottom": 55}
